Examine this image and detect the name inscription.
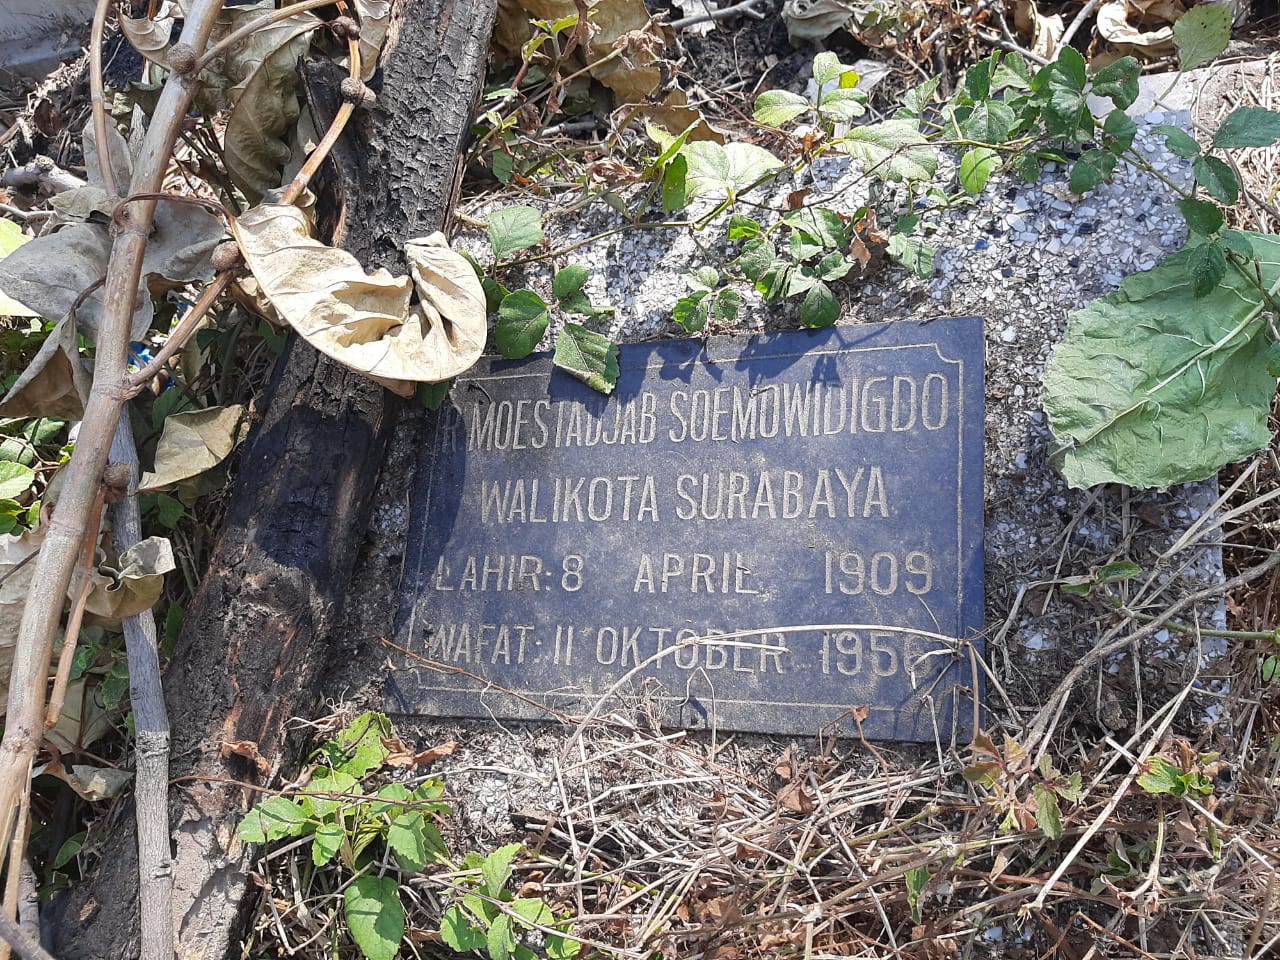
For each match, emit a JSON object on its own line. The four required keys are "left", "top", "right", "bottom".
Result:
{"left": 390, "top": 320, "right": 985, "bottom": 739}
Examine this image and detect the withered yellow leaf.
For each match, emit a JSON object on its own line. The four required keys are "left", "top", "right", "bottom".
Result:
{"left": 232, "top": 203, "right": 485, "bottom": 394}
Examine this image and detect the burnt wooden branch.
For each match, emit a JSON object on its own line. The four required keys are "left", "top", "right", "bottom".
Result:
{"left": 46, "top": 0, "right": 496, "bottom": 955}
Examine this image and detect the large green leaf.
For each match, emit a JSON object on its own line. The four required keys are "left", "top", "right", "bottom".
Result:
{"left": 1174, "top": 2, "right": 1231, "bottom": 72}
{"left": 488, "top": 206, "right": 544, "bottom": 261}
{"left": 1043, "top": 231, "right": 1280, "bottom": 489}
{"left": 1213, "top": 106, "right": 1280, "bottom": 149}
{"left": 679, "top": 141, "right": 783, "bottom": 201}
{"left": 344, "top": 875, "right": 404, "bottom": 960}
{"left": 553, "top": 325, "right": 619, "bottom": 395}
{"left": 837, "top": 120, "right": 937, "bottom": 183}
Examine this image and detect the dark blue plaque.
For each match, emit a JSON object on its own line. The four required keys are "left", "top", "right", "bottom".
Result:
{"left": 389, "top": 319, "right": 984, "bottom": 739}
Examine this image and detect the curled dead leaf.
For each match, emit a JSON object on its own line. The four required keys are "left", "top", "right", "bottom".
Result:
{"left": 139, "top": 405, "right": 247, "bottom": 492}
{"left": 231, "top": 203, "right": 486, "bottom": 393}
{"left": 85, "top": 536, "right": 177, "bottom": 624}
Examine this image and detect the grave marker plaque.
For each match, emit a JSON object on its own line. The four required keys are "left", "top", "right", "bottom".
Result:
{"left": 389, "top": 318, "right": 985, "bottom": 738}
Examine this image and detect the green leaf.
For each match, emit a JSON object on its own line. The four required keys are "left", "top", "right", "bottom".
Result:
{"left": 1193, "top": 155, "right": 1240, "bottom": 204}
{"left": 1174, "top": 2, "right": 1232, "bottom": 72}
{"left": 417, "top": 379, "right": 453, "bottom": 411}
{"left": 735, "top": 237, "right": 775, "bottom": 280}
{"left": 1069, "top": 148, "right": 1117, "bottom": 194}
{"left": 147, "top": 492, "right": 186, "bottom": 529}
{"left": 783, "top": 206, "right": 847, "bottom": 249}
{"left": 728, "top": 215, "right": 761, "bottom": 241}
{"left": 510, "top": 898, "right": 554, "bottom": 927}
{"left": 554, "top": 325, "right": 620, "bottom": 394}
{"left": 712, "top": 288, "right": 741, "bottom": 324}
{"left": 905, "top": 867, "right": 929, "bottom": 925}
{"left": 496, "top": 291, "right": 551, "bottom": 359}
{"left": 992, "top": 52, "right": 1033, "bottom": 91}
{"left": 1263, "top": 654, "right": 1280, "bottom": 682}
{"left": 305, "top": 770, "right": 360, "bottom": 819}
{"left": 1138, "top": 757, "right": 1188, "bottom": 795}
{"left": 680, "top": 141, "right": 784, "bottom": 201}
{"left": 963, "top": 56, "right": 995, "bottom": 102}
{"left": 1102, "top": 109, "right": 1138, "bottom": 152}
{"left": 481, "top": 843, "right": 523, "bottom": 897}
{"left": 817, "top": 250, "right": 852, "bottom": 282}
{"left": 1186, "top": 240, "right": 1228, "bottom": 297}
{"left": 662, "top": 154, "right": 688, "bottom": 211}
{"left": 1155, "top": 125, "right": 1201, "bottom": 159}
{"left": 1032, "top": 49, "right": 1091, "bottom": 138}
{"left": 487, "top": 913, "right": 515, "bottom": 960}
{"left": 440, "top": 906, "right": 486, "bottom": 952}
{"left": 800, "top": 282, "right": 839, "bottom": 328}
{"left": 488, "top": 206, "right": 544, "bottom": 261}
{"left": 0, "top": 461, "right": 34, "bottom": 499}
{"left": 52, "top": 831, "right": 85, "bottom": 870}
{"left": 387, "top": 812, "right": 428, "bottom": 870}
{"left": 817, "top": 87, "right": 866, "bottom": 123}
{"left": 1092, "top": 57, "right": 1141, "bottom": 110}
{"left": 237, "top": 797, "right": 313, "bottom": 844}
{"left": 898, "top": 75, "right": 942, "bottom": 117}
{"left": 812, "top": 50, "right": 848, "bottom": 90}
{"left": 553, "top": 265, "right": 589, "bottom": 301}
{"left": 1176, "top": 197, "right": 1225, "bottom": 236}
{"left": 1043, "top": 231, "right": 1280, "bottom": 488}
{"left": 684, "top": 266, "right": 720, "bottom": 292}
{"left": 673, "top": 293, "right": 709, "bottom": 333}
{"left": 1099, "top": 560, "right": 1143, "bottom": 583}
{"left": 318, "top": 712, "right": 392, "bottom": 779}
{"left": 492, "top": 150, "right": 514, "bottom": 184}
{"left": 961, "top": 101, "right": 1015, "bottom": 143}
{"left": 312, "top": 822, "right": 344, "bottom": 866}
{"left": 839, "top": 120, "right": 937, "bottom": 183}
{"left": 1033, "top": 783, "right": 1064, "bottom": 840}
{"left": 959, "top": 146, "right": 1000, "bottom": 194}
{"left": 344, "top": 875, "right": 404, "bottom": 960}
{"left": 1212, "top": 106, "right": 1280, "bottom": 149}
{"left": 1033, "top": 45, "right": 1086, "bottom": 94}
{"left": 753, "top": 89, "right": 811, "bottom": 127}
{"left": 887, "top": 233, "right": 935, "bottom": 278}
{"left": 546, "top": 932, "right": 581, "bottom": 960}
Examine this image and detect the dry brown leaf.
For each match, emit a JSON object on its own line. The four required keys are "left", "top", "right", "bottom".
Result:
{"left": 777, "top": 779, "right": 815, "bottom": 814}
{"left": 232, "top": 204, "right": 485, "bottom": 393}
{"left": 382, "top": 736, "right": 461, "bottom": 767}
{"left": 223, "top": 738, "right": 273, "bottom": 776}
{"left": 120, "top": 8, "right": 178, "bottom": 67}
{"left": 0, "top": 222, "right": 152, "bottom": 340}
{"left": 630, "top": 89, "right": 725, "bottom": 143}
{"left": 60, "top": 762, "right": 135, "bottom": 801}
{"left": 139, "top": 405, "right": 246, "bottom": 492}
{"left": 84, "top": 536, "right": 177, "bottom": 624}
{"left": 1096, "top": 0, "right": 1176, "bottom": 54}
{"left": 0, "top": 527, "right": 42, "bottom": 717}
{"left": 351, "top": 0, "right": 391, "bottom": 81}
{"left": 1012, "top": 0, "right": 1064, "bottom": 60}
{"left": 0, "top": 316, "right": 92, "bottom": 419}
{"left": 223, "top": 16, "right": 317, "bottom": 202}
{"left": 45, "top": 678, "right": 114, "bottom": 752}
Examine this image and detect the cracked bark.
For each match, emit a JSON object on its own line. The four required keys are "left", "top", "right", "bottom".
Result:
{"left": 45, "top": 0, "right": 496, "bottom": 955}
